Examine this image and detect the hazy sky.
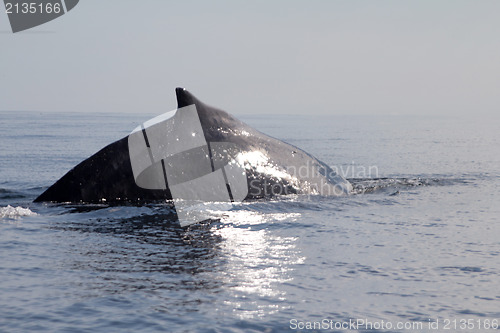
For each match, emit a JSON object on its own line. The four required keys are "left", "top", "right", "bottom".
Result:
{"left": 1, "top": 1, "right": 499, "bottom": 116}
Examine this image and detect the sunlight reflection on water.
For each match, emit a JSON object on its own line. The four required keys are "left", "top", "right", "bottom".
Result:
{"left": 212, "top": 210, "right": 304, "bottom": 319}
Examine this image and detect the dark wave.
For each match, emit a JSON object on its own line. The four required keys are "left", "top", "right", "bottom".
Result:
{"left": 0, "top": 188, "right": 28, "bottom": 200}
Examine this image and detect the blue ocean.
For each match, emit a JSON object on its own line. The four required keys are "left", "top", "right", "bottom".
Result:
{"left": 1, "top": 111, "right": 499, "bottom": 332}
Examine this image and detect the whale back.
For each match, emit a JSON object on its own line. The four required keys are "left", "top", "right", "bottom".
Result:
{"left": 34, "top": 88, "right": 351, "bottom": 203}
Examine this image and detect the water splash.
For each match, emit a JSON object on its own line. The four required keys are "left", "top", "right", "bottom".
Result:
{"left": 0, "top": 205, "right": 37, "bottom": 219}
{"left": 349, "top": 177, "right": 464, "bottom": 195}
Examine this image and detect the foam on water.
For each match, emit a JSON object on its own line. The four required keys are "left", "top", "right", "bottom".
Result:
{"left": 0, "top": 205, "right": 37, "bottom": 219}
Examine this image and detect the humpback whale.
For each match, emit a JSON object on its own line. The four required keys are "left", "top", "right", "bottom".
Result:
{"left": 35, "top": 88, "right": 351, "bottom": 224}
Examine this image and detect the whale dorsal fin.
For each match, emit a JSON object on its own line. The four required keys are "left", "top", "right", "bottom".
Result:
{"left": 176, "top": 87, "right": 200, "bottom": 108}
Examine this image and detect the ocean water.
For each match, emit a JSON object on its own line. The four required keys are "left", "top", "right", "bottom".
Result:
{"left": 0, "top": 111, "right": 499, "bottom": 332}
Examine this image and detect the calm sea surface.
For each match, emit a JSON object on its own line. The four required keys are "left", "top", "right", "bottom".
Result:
{"left": 1, "top": 111, "right": 499, "bottom": 332}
